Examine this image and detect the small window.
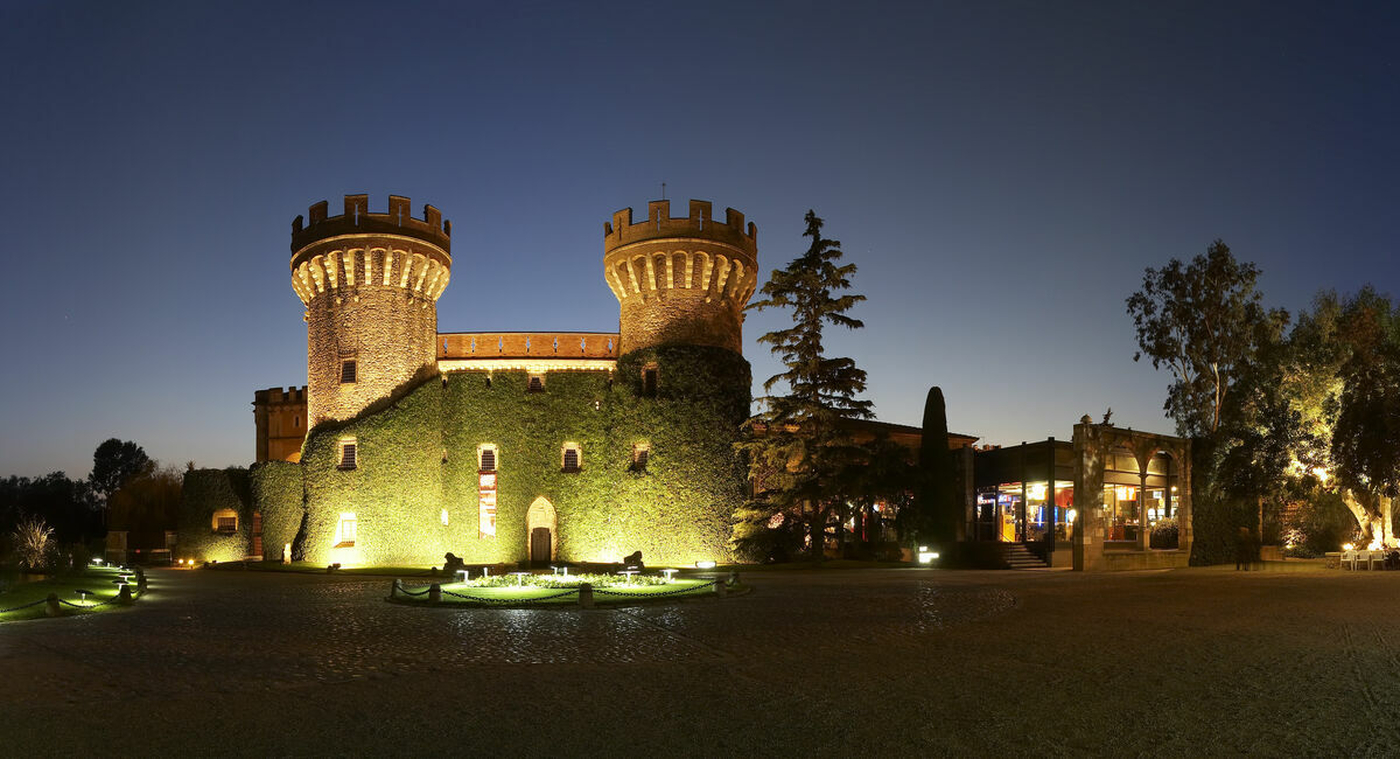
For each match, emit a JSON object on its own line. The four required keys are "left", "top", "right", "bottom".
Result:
{"left": 632, "top": 443, "right": 650, "bottom": 471}
{"left": 440, "top": 509, "right": 450, "bottom": 526}
{"left": 479, "top": 445, "right": 497, "bottom": 472}
{"left": 338, "top": 439, "right": 357, "bottom": 470}
{"left": 561, "top": 444, "right": 582, "bottom": 473}
{"left": 642, "top": 366, "right": 658, "bottom": 397}
{"left": 337, "top": 513, "right": 357, "bottom": 547}
{"left": 211, "top": 509, "right": 238, "bottom": 533}
{"left": 528, "top": 374, "right": 545, "bottom": 393}
{"left": 293, "top": 416, "right": 299, "bottom": 428}
{"left": 341, "top": 360, "right": 357, "bottom": 384}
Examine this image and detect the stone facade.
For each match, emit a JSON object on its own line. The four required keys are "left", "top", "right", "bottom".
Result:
{"left": 290, "top": 194, "right": 451, "bottom": 426}
{"left": 204, "top": 195, "right": 756, "bottom": 567}
{"left": 604, "top": 200, "right": 758, "bottom": 355}
{"left": 253, "top": 386, "right": 307, "bottom": 462}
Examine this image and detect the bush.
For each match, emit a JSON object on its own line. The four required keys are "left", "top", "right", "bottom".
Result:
{"left": 1283, "top": 488, "right": 1358, "bottom": 557}
{"left": 1149, "top": 518, "right": 1179, "bottom": 549}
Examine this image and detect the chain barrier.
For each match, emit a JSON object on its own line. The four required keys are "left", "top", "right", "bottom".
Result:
{"left": 592, "top": 580, "right": 719, "bottom": 599}
{"left": 0, "top": 598, "right": 49, "bottom": 614}
{"left": 440, "top": 587, "right": 582, "bottom": 604}
{"left": 396, "top": 585, "right": 433, "bottom": 597}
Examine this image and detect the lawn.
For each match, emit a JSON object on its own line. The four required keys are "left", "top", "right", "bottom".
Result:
{"left": 398, "top": 576, "right": 729, "bottom": 607}
{"left": 0, "top": 566, "right": 143, "bottom": 622}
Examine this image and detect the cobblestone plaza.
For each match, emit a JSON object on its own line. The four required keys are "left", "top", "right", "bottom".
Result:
{"left": 4, "top": 567, "right": 1395, "bottom": 756}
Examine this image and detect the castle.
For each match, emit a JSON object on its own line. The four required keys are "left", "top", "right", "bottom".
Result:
{"left": 181, "top": 194, "right": 760, "bottom": 567}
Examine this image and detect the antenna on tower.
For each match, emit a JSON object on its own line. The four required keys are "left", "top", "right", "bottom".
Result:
{"left": 661, "top": 181, "right": 666, "bottom": 200}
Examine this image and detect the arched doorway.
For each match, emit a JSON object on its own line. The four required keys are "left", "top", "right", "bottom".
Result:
{"left": 526, "top": 496, "right": 557, "bottom": 564}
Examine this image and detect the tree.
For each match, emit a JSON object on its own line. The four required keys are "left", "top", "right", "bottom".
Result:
{"left": 108, "top": 465, "right": 183, "bottom": 550}
{"left": 1328, "top": 288, "right": 1400, "bottom": 546}
{"left": 1126, "top": 240, "right": 1288, "bottom": 436}
{"left": 89, "top": 439, "right": 152, "bottom": 509}
{"left": 896, "top": 387, "right": 960, "bottom": 549}
{"left": 733, "top": 210, "right": 872, "bottom": 561}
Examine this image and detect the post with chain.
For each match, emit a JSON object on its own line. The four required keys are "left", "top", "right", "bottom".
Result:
{"left": 577, "top": 582, "right": 594, "bottom": 608}
{"left": 388, "top": 578, "right": 401, "bottom": 600}
{"left": 46, "top": 593, "right": 61, "bottom": 617}
{"left": 428, "top": 583, "right": 442, "bottom": 603}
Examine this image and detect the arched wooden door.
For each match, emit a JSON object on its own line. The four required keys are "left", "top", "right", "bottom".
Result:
{"left": 526, "top": 496, "right": 557, "bottom": 563}
{"left": 530, "top": 527, "right": 552, "bottom": 563}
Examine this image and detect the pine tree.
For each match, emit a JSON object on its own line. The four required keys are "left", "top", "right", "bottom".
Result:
{"left": 733, "top": 210, "right": 872, "bottom": 561}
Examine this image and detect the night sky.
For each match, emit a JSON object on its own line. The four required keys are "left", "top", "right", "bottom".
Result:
{"left": 1, "top": 1, "right": 1396, "bottom": 478}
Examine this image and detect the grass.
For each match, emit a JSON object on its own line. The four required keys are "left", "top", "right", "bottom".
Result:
{"left": 0, "top": 566, "right": 143, "bottom": 622}
{"left": 399, "top": 576, "right": 731, "bottom": 607}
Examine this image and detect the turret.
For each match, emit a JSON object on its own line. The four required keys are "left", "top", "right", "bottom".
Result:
{"left": 603, "top": 199, "right": 758, "bottom": 356}
{"left": 290, "top": 194, "right": 452, "bottom": 426}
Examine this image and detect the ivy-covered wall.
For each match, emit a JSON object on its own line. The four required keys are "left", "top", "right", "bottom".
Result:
{"left": 293, "top": 344, "right": 750, "bottom": 566}
{"left": 178, "top": 468, "right": 253, "bottom": 562}
{"left": 179, "top": 346, "right": 750, "bottom": 567}
{"left": 250, "top": 461, "right": 303, "bottom": 561}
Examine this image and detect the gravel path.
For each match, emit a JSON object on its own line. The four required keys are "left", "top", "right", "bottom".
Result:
{"left": 1, "top": 565, "right": 1391, "bottom": 756}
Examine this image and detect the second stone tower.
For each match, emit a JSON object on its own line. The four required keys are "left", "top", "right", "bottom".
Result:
{"left": 604, "top": 199, "right": 758, "bottom": 356}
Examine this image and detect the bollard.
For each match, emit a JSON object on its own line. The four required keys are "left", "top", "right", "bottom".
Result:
{"left": 577, "top": 582, "right": 594, "bottom": 609}
{"left": 136, "top": 569, "right": 148, "bottom": 591}
{"left": 429, "top": 583, "right": 442, "bottom": 603}
{"left": 714, "top": 579, "right": 727, "bottom": 597}
{"left": 118, "top": 584, "right": 134, "bottom": 605}
{"left": 388, "top": 579, "right": 401, "bottom": 600}
{"left": 46, "top": 593, "right": 61, "bottom": 617}
{"left": 728, "top": 571, "right": 739, "bottom": 587}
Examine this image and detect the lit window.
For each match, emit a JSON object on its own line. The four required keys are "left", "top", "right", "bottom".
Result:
{"left": 561, "top": 444, "right": 582, "bottom": 473}
{"left": 528, "top": 374, "right": 545, "bottom": 393}
{"left": 337, "top": 513, "right": 357, "bottom": 547}
{"left": 341, "top": 360, "right": 357, "bottom": 384}
{"left": 479, "top": 445, "right": 497, "bottom": 472}
{"left": 441, "top": 509, "right": 449, "bottom": 526}
{"left": 632, "top": 442, "right": 650, "bottom": 471}
{"left": 338, "top": 439, "right": 357, "bottom": 470}
{"left": 642, "top": 365, "right": 658, "bottom": 397}
{"left": 212, "top": 509, "right": 238, "bottom": 534}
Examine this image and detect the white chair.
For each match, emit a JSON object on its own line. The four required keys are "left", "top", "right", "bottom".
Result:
{"left": 1341, "top": 549, "right": 1359, "bottom": 570}
{"left": 1367, "top": 550, "right": 1384, "bottom": 570}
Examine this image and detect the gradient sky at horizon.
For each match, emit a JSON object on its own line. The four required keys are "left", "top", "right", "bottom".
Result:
{"left": 1, "top": 1, "right": 1397, "bottom": 479}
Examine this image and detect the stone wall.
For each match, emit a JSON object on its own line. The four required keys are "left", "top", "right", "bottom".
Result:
{"left": 604, "top": 200, "right": 758, "bottom": 355}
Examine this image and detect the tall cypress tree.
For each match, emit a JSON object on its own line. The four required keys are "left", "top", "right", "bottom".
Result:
{"left": 733, "top": 210, "right": 872, "bottom": 561}
{"left": 917, "top": 386, "right": 960, "bottom": 547}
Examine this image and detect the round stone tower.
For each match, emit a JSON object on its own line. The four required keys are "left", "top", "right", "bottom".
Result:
{"left": 290, "top": 194, "right": 451, "bottom": 426}
{"left": 603, "top": 199, "right": 758, "bottom": 356}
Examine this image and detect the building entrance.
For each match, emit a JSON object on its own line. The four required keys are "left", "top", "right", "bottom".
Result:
{"left": 530, "top": 527, "right": 552, "bottom": 563}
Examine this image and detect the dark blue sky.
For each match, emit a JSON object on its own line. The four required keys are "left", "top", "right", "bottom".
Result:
{"left": 2, "top": 1, "right": 1396, "bottom": 478}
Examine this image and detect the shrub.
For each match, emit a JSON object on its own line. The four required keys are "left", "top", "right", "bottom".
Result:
{"left": 13, "top": 516, "right": 54, "bottom": 571}
{"left": 1149, "top": 518, "right": 1179, "bottom": 549}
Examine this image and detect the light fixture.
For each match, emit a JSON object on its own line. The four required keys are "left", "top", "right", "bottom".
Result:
{"left": 695, "top": 560, "right": 717, "bottom": 569}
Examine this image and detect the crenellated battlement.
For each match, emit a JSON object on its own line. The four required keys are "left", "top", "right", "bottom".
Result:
{"left": 292, "top": 194, "right": 451, "bottom": 254}
{"left": 438, "top": 332, "right": 619, "bottom": 360}
{"left": 604, "top": 199, "right": 756, "bottom": 257}
{"left": 253, "top": 386, "right": 307, "bottom": 405}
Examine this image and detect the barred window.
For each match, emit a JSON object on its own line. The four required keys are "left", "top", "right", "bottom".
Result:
{"left": 642, "top": 366, "right": 658, "bottom": 397}
{"left": 561, "top": 444, "right": 582, "bottom": 473}
{"left": 528, "top": 374, "right": 545, "bottom": 393}
{"left": 479, "top": 445, "right": 497, "bottom": 472}
{"left": 339, "top": 439, "right": 357, "bottom": 470}
{"left": 341, "top": 360, "right": 357, "bottom": 384}
{"left": 632, "top": 443, "right": 650, "bottom": 471}
{"left": 211, "top": 509, "right": 238, "bottom": 533}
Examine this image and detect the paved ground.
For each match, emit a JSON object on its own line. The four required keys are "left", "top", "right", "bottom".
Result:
{"left": 2, "top": 564, "right": 1395, "bottom": 756}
